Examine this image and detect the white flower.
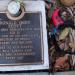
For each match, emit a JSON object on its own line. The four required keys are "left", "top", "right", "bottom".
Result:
{"left": 8, "top": 1, "right": 20, "bottom": 15}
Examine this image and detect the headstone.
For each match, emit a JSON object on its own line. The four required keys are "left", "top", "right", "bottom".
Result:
{"left": 0, "top": 1, "right": 49, "bottom": 71}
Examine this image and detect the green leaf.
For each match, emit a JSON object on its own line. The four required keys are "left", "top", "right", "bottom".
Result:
{"left": 59, "top": 28, "right": 71, "bottom": 40}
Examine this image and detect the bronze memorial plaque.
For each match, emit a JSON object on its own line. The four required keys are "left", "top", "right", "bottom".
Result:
{"left": 0, "top": 12, "right": 43, "bottom": 65}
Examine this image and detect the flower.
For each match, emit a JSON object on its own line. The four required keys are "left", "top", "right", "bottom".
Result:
{"left": 15, "top": 0, "right": 24, "bottom": 7}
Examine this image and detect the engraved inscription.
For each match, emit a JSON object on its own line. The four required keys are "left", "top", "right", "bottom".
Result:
{"left": 0, "top": 13, "right": 43, "bottom": 65}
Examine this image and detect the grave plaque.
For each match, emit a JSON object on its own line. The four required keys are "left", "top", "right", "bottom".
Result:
{"left": 0, "top": 1, "right": 49, "bottom": 71}
{"left": 0, "top": 12, "right": 43, "bottom": 65}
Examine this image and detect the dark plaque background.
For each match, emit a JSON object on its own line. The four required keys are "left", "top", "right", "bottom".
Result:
{"left": 0, "top": 13, "right": 43, "bottom": 65}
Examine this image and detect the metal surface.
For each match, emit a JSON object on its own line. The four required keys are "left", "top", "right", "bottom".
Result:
{"left": 0, "top": 12, "right": 43, "bottom": 65}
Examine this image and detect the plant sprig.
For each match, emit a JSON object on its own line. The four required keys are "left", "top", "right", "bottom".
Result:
{"left": 15, "top": 0, "right": 25, "bottom": 7}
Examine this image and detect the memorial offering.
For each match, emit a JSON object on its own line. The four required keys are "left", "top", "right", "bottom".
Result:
{"left": 46, "top": 0, "right": 75, "bottom": 72}
{"left": 7, "top": 0, "right": 25, "bottom": 20}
